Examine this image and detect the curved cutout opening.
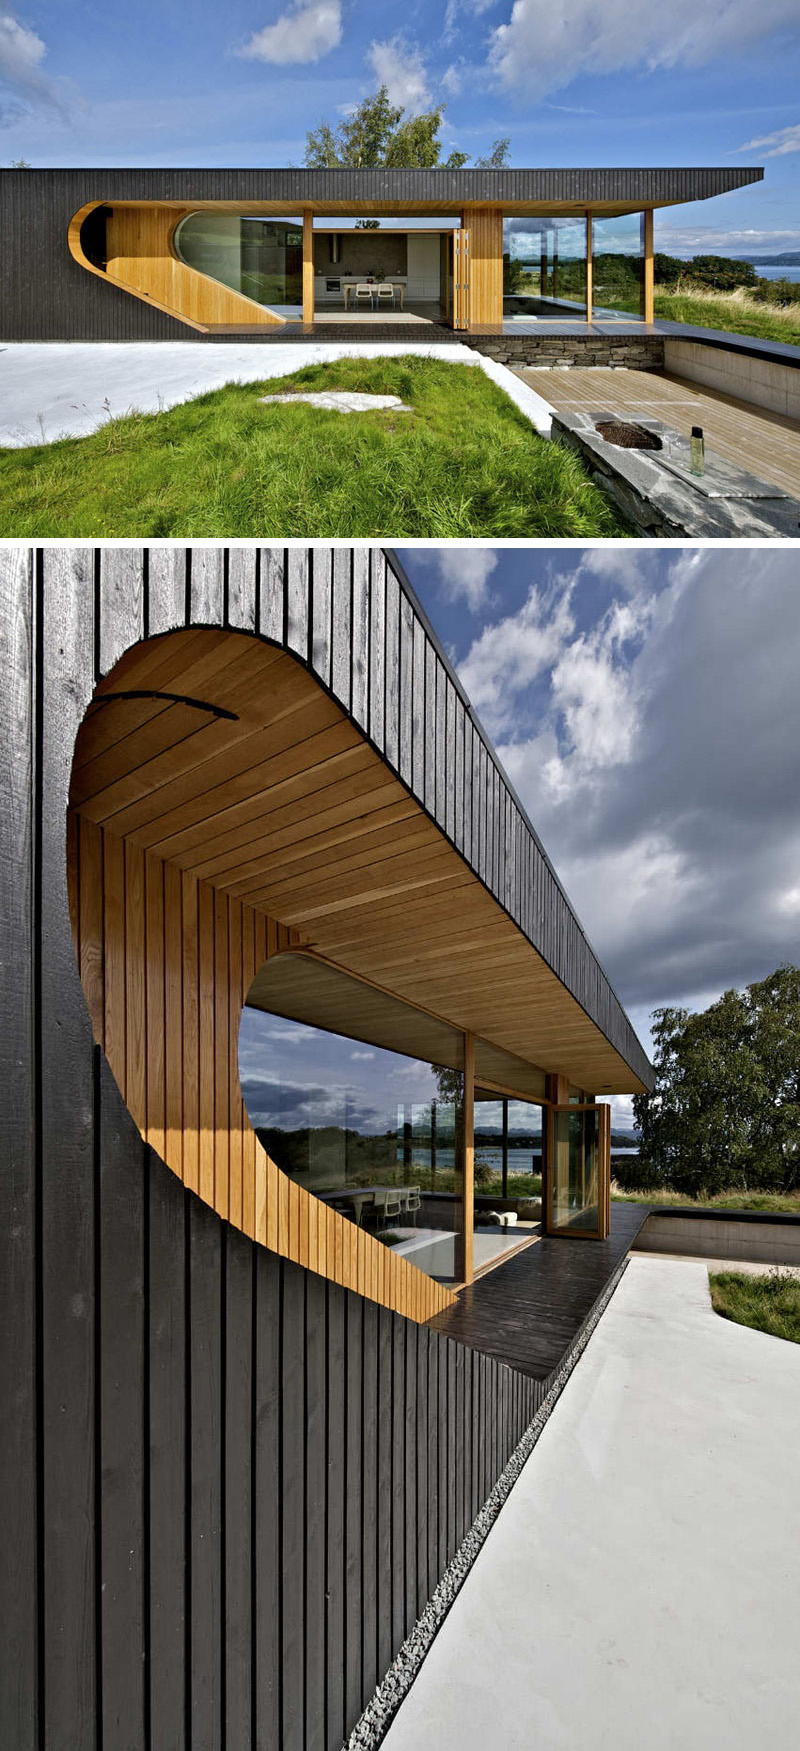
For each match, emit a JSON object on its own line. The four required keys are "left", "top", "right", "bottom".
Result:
{"left": 68, "top": 201, "right": 287, "bottom": 331}
{"left": 63, "top": 624, "right": 482, "bottom": 1319}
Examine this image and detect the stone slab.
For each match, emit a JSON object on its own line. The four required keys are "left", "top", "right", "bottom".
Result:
{"left": 258, "top": 391, "right": 412, "bottom": 412}
{"left": 551, "top": 409, "right": 800, "bottom": 537}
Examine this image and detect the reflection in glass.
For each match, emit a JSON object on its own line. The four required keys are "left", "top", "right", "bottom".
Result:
{"left": 174, "top": 213, "right": 304, "bottom": 311}
{"left": 239, "top": 1007, "right": 464, "bottom": 1285}
{"left": 591, "top": 212, "right": 645, "bottom": 318}
{"left": 551, "top": 1107, "right": 600, "bottom": 1232}
{"left": 503, "top": 216, "right": 588, "bottom": 318}
{"left": 474, "top": 1097, "right": 543, "bottom": 1196}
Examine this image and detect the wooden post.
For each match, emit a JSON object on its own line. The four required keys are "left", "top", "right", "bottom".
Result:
{"left": 643, "top": 208, "right": 654, "bottom": 324}
{"left": 461, "top": 1032, "right": 475, "bottom": 1284}
{"left": 302, "top": 209, "right": 314, "bottom": 325}
{"left": 585, "top": 212, "right": 593, "bottom": 321}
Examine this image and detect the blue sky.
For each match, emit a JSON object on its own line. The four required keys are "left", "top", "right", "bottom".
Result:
{"left": 2, "top": 2, "right": 798, "bottom": 253}
{"left": 398, "top": 547, "right": 800, "bottom": 1125}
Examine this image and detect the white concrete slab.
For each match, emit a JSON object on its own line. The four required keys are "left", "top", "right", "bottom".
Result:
{"left": 0, "top": 341, "right": 554, "bottom": 447}
{"left": 381, "top": 1255, "right": 800, "bottom": 1751}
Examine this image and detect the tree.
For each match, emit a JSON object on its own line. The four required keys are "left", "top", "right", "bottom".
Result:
{"left": 475, "top": 139, "right": 510, "bottom": 169}
{"left": 633, "top": 966, "right": 800, "bottom": 1197}
{"left": 304, "top": 86, "right": 507, "bottom": 171}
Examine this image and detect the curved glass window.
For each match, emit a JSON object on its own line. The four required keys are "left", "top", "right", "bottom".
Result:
{"left": 503, "top": 216, "right": 588, "bottom": 318}
{"left": 174, "top": 212, "right": 303, "bottom": 311}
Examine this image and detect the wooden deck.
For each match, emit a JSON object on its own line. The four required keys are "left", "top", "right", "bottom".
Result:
{"left": 517, "top": 366, "right": 800, "bottom": 498}
{"left": 428, "top": 1204, "right": 651, "bottom": 1381}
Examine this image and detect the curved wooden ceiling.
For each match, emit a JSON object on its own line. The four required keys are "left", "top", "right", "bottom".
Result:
{"left": 70, "top": 625, "right": 648, "bottom": 1094}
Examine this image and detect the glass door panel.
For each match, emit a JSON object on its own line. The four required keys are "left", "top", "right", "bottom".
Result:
{"left": 547, "top": 1104, "right": 607, "bottom": 1236}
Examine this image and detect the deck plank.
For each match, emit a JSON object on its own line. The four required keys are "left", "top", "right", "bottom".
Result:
{"left": 519, "top": 366, "right": 800, "bottom": 497}
{"left": 428, "top": 1205, "right": 650, "bottom": 1381}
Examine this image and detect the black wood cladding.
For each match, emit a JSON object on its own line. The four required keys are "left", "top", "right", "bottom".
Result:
{"left": 0, "top": 167, "right": 762, "bottom": 341}
{"left": 1, "top": 546, "right": 644, "bottom": 1750}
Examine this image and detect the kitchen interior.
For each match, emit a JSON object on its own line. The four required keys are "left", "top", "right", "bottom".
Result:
{"left": 312, "top": 227, "right": 449, "bottom": 318}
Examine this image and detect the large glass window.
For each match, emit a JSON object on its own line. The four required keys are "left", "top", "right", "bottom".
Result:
{"left": 239, "top": 1002, "right": 465, "bottom": 1286}
{"left": 503, "top": 216, "right": 588, "bottom": 318}
{"left": 591, "top": 212, "right": 645, "bottom": 318}
{"left": 174, "top": 212, "right": 303, "bottom": 311}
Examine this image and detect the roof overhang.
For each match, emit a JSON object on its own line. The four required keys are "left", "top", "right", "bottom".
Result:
{"left": 70, "top": 625, "right": 651, "bottom": 1097}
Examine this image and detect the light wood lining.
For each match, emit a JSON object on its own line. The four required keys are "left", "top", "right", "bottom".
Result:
{"left": 69, "top": 202, "right": 285, "bottom": 332}
{"left": 69, "top": 811, "right": 455, "bottom": 1321}
{"left": 71, "top": 627, "right": 644, "bottom": 1092}
{"left": 65, "top": 622, "right": 640, "bottom": 1316}
{"left": 463, "top": 207, "right": 503, "bottom": 326}
{"left": 643, "top": 208, "right": 654, "bottom": 324}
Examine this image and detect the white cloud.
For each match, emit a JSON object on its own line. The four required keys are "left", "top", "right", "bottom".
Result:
{"left": 458, "top": 579, "right": 577, "bottom": 734}
{"left": 239, "top": 1, "right": 342, "bottom": 67}
{"left": 350, "top": 1049, "right": 376, "bottom": 1059}
{"left": 489, "top": 0, "right": 800, "bottom": 95}
{"left": 655, "top": 222, "right": 800, "bottom": 256}
{"left": 435, "top": 550, "right": 498, "bottom": 612}
{"left": 735, "top": 122, "right": 800, "bottom": 158}
{"left": 0, "top": 12, "right": 69, "bottom": 118}
{"left": 366, "top": 36, "right": 431, "bottom": 112}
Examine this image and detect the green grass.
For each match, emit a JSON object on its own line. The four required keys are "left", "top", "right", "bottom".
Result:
{"left": 653, "top": 286, "right": 800, "bottom": 347}
{"left": 611, "top": 1186, "right": 800, "bottom": 1214}
{"left": 0, "top": 355, "right": 629, "bottom": 539}
{"left": 709, "top": 1270, "right": 800, "bottom": 1345}
{"left": 476, "top": 1173, "right": 542, "bottom": 1200}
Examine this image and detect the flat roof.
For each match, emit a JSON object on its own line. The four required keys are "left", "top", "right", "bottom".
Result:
{"left": 2, "top": 165, "right": 763, "bottom": 216}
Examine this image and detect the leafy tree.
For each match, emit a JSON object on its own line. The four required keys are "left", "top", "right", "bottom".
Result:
{"left": 633, "top": 966, "right": 800, "bottom": 1197}
{"left": 475, "top": 139, "right": 510, "bottom": 169}
{"left": 304, "top": 86, "right": 506, "bottom": 171}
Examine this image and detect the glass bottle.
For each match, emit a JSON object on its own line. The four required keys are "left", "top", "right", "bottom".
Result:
{"left": 690, "top": 425, "right": 705, "bottom": 476}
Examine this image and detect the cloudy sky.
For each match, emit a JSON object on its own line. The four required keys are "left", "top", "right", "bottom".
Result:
{"left": 2, "top": 3, "right": 798, "bottom": 254}
{"left": 397, "top": 546, "right": 800, "bottom": 1124}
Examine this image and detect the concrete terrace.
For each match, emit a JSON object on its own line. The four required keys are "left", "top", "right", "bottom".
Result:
{"left": 384, "top": 1254, "right": 800, "bottom": 1751}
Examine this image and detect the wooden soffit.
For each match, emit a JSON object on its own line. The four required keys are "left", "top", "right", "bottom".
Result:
{"left": 69, "top": 625, "right": 646, "bottom": 1095}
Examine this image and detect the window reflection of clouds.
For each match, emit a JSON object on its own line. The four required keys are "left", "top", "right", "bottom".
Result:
{"left": 239, "top": 1004, "right": 439, "bottom": 1132}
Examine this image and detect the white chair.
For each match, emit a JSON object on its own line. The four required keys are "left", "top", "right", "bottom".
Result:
{"left": 403, "top": 1186, "right": 421, "bottom": 1225}
{"left": 355, "top": 282, "right": 374, "bottom": 311}
{"left": 376, "top": 282, "right": 396, "bottom": 310}
{"left": 381, "top": 1189, "right": 403, "bottom": 1226}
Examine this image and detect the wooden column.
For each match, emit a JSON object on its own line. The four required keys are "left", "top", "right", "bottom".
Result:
{"left": 643, "top": 208, "right": 654, "bottom": 324}
{"left": 302, "top": 209, "right": 314, "bottom": 325}
{"left": 461, "top": 1032, "right": 475, "bottom": 1285}
{"left": 461, "top": 206, "right": 503, "bottom": 327}
{"left": 585, "top": 213, "right": 593, "bottom": 321}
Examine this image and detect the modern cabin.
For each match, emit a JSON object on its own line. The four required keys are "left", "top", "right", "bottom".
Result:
{"left": 0, "top": 166, "right": 763, "bottom": 339}
{"left": 1, "top": 546, "right": 654, "bottom": 1750}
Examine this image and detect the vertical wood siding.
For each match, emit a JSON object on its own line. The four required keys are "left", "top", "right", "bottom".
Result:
{"left": 68, "top": 814, "right": 453, "bottom": 1324}
{"left": 0, "top": 545, "right": 649, "bottom": 1749}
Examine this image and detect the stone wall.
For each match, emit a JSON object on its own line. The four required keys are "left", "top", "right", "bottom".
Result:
{"left": 466, "top": 333, "right": 665, "bottom": 369}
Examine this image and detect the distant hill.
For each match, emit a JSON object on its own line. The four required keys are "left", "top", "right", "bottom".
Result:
{"left": 737, "top": 253, "right": 800, "bottom": 267}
